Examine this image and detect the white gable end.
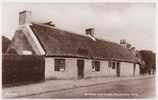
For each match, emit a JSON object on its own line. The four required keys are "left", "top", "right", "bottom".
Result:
{"left": 26, "top": 25, "right": 45, "bottom": 55}
{"left": 18, "top": 24, "right": 45, "bottom": 55}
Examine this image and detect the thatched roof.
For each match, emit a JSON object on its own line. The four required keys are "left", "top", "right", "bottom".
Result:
{"left": 30, "top": 23, "right": 137, "bottom": 63}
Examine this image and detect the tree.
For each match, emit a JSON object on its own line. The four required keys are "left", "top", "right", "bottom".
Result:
{"left": 2, "top": 36, "right": 11, "bottom": 54}
{"left": 139, "top": 50, "right": 156, "bottom": 74}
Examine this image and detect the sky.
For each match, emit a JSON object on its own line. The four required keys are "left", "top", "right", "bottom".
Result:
{"left": 2, "top": 3, "right": 156, "bottom": 51}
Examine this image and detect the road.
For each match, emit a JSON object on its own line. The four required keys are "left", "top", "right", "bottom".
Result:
{"left": 27, "top": 77, "right": 155, "bottom": 98}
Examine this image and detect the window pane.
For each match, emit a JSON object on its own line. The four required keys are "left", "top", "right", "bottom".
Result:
{"left": 94, "top": 61, "right": 100, "bottom": 71}
{"left": 112, "top": 62, "right": 115, "bottom": 69}
{"left": 55, "top": 59, "right": 65, "bottom": 71}
{"left": 60, "top": 59, "right": 65, "bottom": 71}
{"left": 55, "top": 59, "right": 60, "bottom": 71}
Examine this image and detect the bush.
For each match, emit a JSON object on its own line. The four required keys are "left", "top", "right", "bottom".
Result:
{"left": 139, "top": 50, "right": 156, "bottom": 74}
{"left": 2, "top": 55, "right": 45, "bottom": 87}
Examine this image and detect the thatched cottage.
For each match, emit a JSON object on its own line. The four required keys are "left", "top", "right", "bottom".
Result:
{"left": 7, "top": 10, "right": 140, "bottom": 79}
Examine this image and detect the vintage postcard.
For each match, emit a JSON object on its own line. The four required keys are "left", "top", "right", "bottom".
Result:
{"left": 1, "top": 1, "right": 156, "bottom": 99}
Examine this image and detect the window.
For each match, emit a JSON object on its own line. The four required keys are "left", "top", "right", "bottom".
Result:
{"left": 108, "top": 61, "right": 118, "bottom": 69}
{"left": 112, "top": 62, "right": 116, "bottom": 69}
{"left": 54, "top": 59, "right": 65, "bottom": 71}
{"left": 92, "top": 61, "right": 100, "bottom": 71}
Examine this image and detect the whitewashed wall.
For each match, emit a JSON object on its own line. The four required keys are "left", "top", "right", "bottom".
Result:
{"left": 84, "top": 60, "right": 116, "bottom": 78}
{"left": 84, "top": 59, "right": 92, "bottom": 78}
{"left": 45, "top": 57, "right": 138, "bottom": 80}
{"left": 103, "top": 61, "right": 117, "bottom": 76}
{"left": 120, "top": 62, "right": 134, "bottom": 76}
{"left": 45, "top": 57, "right": 77, "bottom": 80}
{"left": 135, "top": 64, "right": 140, "bottom": 76}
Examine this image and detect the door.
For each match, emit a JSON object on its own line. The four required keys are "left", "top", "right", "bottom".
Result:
{"left": 116, "top": 62, "right": 120, "bottom": 77}
{"left": 77, "top": 60, "right": 84, "bottom": 79}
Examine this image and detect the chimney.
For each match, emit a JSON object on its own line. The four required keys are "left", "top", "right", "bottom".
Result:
{"left": 85, "top": 28, "right": 96, "bottom": 41}
{"left": 19, "top": 10, "right": 32, "bottom": 25}
{"left": 120, "top": 39, "right": 128, "bottom": 48}
{"left": 120, "top": 39, "right": 126, "bottom": 44}
{"left": 85, "top": 28, "right": 95, "bottom": 37}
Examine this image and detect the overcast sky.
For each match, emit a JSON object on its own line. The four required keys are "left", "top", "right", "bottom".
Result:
{"left": 2, "top": 3, "right": 156, "bottom": 51}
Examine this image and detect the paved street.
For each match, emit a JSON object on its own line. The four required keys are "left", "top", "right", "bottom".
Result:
{"left": 27, "top": 77, "right": 155, "bottom": 98}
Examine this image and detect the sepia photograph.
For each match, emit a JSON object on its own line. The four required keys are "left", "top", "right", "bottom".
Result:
{"left": 2, "top": 2, "right": 156, "bottom": 99}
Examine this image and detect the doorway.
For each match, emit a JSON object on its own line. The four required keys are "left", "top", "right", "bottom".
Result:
{"left": 77, "top": 60, "right": 84, "bottom": 79}
{"left": 116, "top": 62, "right": 120, "bottom": 77}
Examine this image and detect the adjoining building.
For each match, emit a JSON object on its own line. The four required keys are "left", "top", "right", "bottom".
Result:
{"left": 7, "top": 10, "right": 140, "bottom": 80}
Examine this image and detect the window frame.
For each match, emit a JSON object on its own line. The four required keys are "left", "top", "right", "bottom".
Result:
{"left": 92, "top": 60, "right": 100, "bottom": 72}
{"left": 54, "top": 58, "right": 65, "bottom": 72}
{"left": 112, "top": 62, "right": 116, "bottom": 69}
{"left": 108, "top": 61, "right": 118, "bottom": 70}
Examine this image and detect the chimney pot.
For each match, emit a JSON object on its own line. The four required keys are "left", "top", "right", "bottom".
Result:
{"left": 85, "top": 28, "right": 95, "bottom": 37}
{"left": 85, "top": 28, "right": 96, "bottom": 41}
{"left": 19, "top": 10, "right": 32, "bottom": 25}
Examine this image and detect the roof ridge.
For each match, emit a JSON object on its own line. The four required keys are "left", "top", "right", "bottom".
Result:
{"left": 31, "top": 22, "right": 119, "bottom": 45}
{"left": 31, "top": 22, "right": 92, "bottom": 39}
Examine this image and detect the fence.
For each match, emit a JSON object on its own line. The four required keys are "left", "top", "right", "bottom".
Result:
{"left": 2, "top": 55, "right": 45, "bottom": 87}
